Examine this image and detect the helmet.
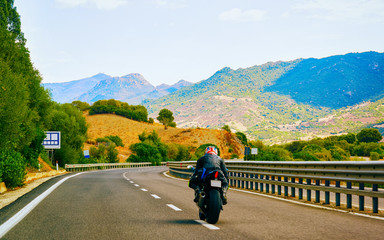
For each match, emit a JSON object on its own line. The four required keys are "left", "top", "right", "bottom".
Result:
{"left": 205, "top": 146, "right": 218, "bottom": 155}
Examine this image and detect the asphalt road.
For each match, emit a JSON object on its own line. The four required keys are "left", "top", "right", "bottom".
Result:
{"left": 1, "top": 167, "right": 384, "bottom": 240}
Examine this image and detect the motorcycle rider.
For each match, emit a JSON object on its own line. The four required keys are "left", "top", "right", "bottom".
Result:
{"left": 189, "top": 146, "right": 229, "bottom": 205}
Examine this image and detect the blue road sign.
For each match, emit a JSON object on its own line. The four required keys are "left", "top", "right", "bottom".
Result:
{"left": 42, "top": 131, "right": 61, "bottom": 149}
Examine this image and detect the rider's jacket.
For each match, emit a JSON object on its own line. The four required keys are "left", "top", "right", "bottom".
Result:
{"left": 195, "top": 154, "right": 228, "bottom": 180}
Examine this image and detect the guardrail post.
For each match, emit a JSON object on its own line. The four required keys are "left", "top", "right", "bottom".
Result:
{"left": 266, "top": 175, "right": 270, "bottom": 193}
{"left": 291, "top": 178, "right": 295, "bottom": 198}
{"left": 325, "top": 180, "right": 330, "bottom": 204}
{"left": 298, "top": 178, "right": 303, "bottom": 200}
{"left": 347, "top": 182, "right": 352, "bottom": 208}
{"left": 241, "top": 173, "right": 245, "bottom": 189}
{"left": 237, "top": 172, "right": 240, "bottom": 188}
{"left": 255, "top": 174, "right": 259, "bottom": 191}
{"left": 250, "top": 174, "right": 254, "bottom": 190}
{"left": 284, "top": 177, "right": 288, "bottom": 197}
{"left": 271, "top": 176, "right": 275, "bottom": 194}
{"left": 315, "top": 180, "right": 320, "bottom": 203}
{"left": 278, "top": 177, "right": 281, "bottom": 195}
{"left": 246, "top": 173, "right": 249, "bottom": 189}
{"left": 260, "top": 175, "right": 264, "bottom": 193}
{"left": 336, "top": 181, "right": 340, "bottom": 206}
{"left": 373, "top": 184, "right": 378, "bottom": 213}
{"left": 359, "top": 183, "right": 364, "bottom": 211}
{"left": 306, "top": 179, "right": 311, "bottom": 201}
{"left": 229, "top": 172, "right": 233, "bottom": 187}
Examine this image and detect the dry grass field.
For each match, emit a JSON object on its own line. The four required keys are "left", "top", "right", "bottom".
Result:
{"left": 85, "top": 113, "right": 244, "bottom": 162}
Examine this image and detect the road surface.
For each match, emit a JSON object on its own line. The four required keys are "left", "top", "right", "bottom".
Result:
{"left": 1, "top": 167, "right": 384, "bottom": 239}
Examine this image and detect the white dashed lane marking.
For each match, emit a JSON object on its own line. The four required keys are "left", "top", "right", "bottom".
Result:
{"left": 151, "top": 194, "right": 161, "bottom": 199}
{"left": 141, "top": 188, "right": 148, "bottom": 192}
{"left": 195, "top": 220, "right": 220, "bottom": 230}
{"left": 134, "top": 184, "right": 139, "bottom": 187}
{"left": 166, "top": 204, "right": 182, "bottom": 211}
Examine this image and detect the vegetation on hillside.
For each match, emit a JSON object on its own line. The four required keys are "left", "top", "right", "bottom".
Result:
{"left": 89, "top": 99, "right": 148, "bottom": 122}
{"left": 127, "top": 130, "right": 191, "bottom": 165}
{"left": 244, "top": 128, "right": 383, "bottom": 161}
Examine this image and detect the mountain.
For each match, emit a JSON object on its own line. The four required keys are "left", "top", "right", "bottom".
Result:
{"left": 43, "top": 73, "right": 111, "bottom": 103}
{"left": 143, "top": 51, "right": 384, "bottom": 143}
{"left": 266, "top": 52, "right": 384, "bottom": 108}
{"left": 77, "top": 73, "right": 155, "bottom": 104}
{"left": 43, "top": 74, "right": 193, "bottom": 104}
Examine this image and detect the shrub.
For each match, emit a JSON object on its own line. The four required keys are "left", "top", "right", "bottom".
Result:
{"left": 328, "top": 146, "right": 350, "bottom": 160}
{"left": 370, "top": 152, "right": 380, "bottom": 160}
{"left": 128, "top": 143, "right": 162, "bottom": 165}
{"left": 0, "top": 150, "right": 26, "bottom": 188}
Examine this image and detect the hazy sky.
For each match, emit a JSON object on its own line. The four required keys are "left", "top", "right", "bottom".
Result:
{"left": 15, "top": 0, "right": 384, "bottom": 85}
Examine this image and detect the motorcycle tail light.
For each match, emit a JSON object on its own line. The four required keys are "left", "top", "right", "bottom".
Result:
{"left": 214, "top": 171, "right": 219, "bottom": 179}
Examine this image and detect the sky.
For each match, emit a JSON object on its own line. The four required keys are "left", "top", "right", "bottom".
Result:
{"left": 14, "top": 0, "right": 384, "bottom": 85}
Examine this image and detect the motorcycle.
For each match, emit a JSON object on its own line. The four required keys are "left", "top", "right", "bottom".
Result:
{"left": 188, "top": 165, "right": 225, "bottom": 224}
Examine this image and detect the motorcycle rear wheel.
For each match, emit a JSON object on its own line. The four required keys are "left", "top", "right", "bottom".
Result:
{"left": 206, "top": 189, "right": 222, "bottom": 224}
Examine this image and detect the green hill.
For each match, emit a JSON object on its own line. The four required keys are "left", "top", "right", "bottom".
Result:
{"left": 144, "top": 52, "right": 384, "bottom": 143}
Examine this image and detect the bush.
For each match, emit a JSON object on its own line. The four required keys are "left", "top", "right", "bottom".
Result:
{"left": 0, "top": 150, "right": 26, "bottom": 188}
{"left": 370, "top": 152, "right": 380, "bottom": 160}
{"left": 89, "top": 99, "right": 148, "bottom": 122}
{"left": 96, "top": 135, "right": 124, "bottom": 147}
{"left": 128, "top": 143, "right": 162, "bottom": 166}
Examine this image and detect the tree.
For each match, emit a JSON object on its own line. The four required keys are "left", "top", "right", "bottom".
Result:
{"left": 71, "top": 101, "right": 90, "bottom": 111}
{"left": 222, "top": 125, "right": 231, "bottom": 133}
{"left": 235, "top": 132, "right": 248, "bottom": 145}
{"left": 157, "top": 108, "right": 174, "bottom": 129}
{"left": 357, "top": 128, "right": 382, "bottom": 143}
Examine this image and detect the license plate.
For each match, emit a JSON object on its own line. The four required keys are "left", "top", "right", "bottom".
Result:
{"left": 211, "top": 180, "right": 222, "bottom": 187}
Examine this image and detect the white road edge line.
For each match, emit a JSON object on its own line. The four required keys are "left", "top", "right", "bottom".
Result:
{"left": 167, "top": 204, "right": 182, "bottom": 211}
{"left": 141, "top": 188, "right": 148, "bottom": 192}
{"left": 195, "top": 220, "right": 220, "bottom": 230}
{"left": 0, "top": 173, "right": 83, "bottom": 238}
{"left": 162, "top": 171, "right": 384, "bottom": 221}
{"left": 122, "top": 172, "right": 130, "bottom": 181}
{"left": 151, "top": 194, "right": 161, "bottom": 199}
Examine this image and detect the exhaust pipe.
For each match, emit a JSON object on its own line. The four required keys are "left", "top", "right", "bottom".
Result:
{"left": 198, "top": 191, "right": 205, "bottom": 207}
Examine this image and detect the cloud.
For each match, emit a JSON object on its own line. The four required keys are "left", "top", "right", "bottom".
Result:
{"left": 286, "top": 0, "right": 384, "bottom": 22}
{"left": 154, "top": 0, "right": 187, "bottom": 9}
{"left": 55, "top": 0, "right": 129, "bottom": 10}
{"left": 218, "top": 8, "right": 267, "bottom": 22}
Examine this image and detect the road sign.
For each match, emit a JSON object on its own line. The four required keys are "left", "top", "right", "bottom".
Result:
{"left": 42, "top": 131, "right": 61, "bottom": 149}
{"left": 251, "top": 148, "right": 258, "bottom": 155}
{"left": 84, "top": 150, "right": 90, "bottom": 158}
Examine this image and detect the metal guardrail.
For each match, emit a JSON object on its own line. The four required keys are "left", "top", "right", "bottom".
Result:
{"left": 65, "top": 162, "right": 167, "bottom": 172}
{"left": 167, "top": 160, "right": 384, "bottom": 214}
